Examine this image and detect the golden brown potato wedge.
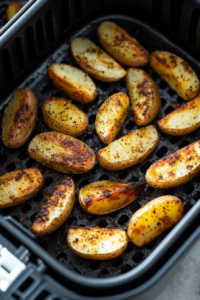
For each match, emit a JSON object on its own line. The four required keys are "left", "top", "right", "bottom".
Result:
{"left": 95, "top": 92, "right": 129, "bottom": 144}
{"left": 146, "top": 140, "right": 200, "bottom": 188}
{"left": 79, "top": 180, "right": 145, "bottom": 215}
{"left": 67, "top": 227, "right": 128, "bottom": 260}
{"left": 158, "top": 94, "right": 200, "bottom": 136}
{"left": 2, "top": 87, "right": 37, "bottom": 149}
{"left": 71, "top": 37, "right": 126, "bottom": 82}
{"left": 96, "top": 125, "right": 159, "bottom": 171}
{"left": 28, "top": 132, "right": 96, "bottom": 174}
{"left": 0, "top": 168, "right": 44, "bottom": 209}
{"left": 150, "top": 51, "right": 199, "bottom": 100}
{"left": 6, "top": 2, "right": 23, "bottom": 21}
{"left": 42, "top": 97, "right": 88, "bottom": 137}
{"left": 31, "top": 177, "right": 75, "bottom": 235}
{"left": 97, "top": 21, "right": 149, "bottom": 67}
{"left": 126, "top": 68, "right": 161, "bottom": 126}
{"left": 127, "top": 195, "right": 184, "bottom": 247}
{"left": 47, "top": 64, "right": 97, "bottom": 104}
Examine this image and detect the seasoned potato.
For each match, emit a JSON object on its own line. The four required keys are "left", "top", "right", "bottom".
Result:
{"left": 79, "top": 180, "right": 145, "bottom": 215}
{"left": 2, "top": 87, "right": 37, "bottom": 149}
{"left": 97, "top": 21, "right": 149, "bottom": 67}
{"left": 127, "top": 196, "right": 184, "bottom": 247}
{"left": 96, "top": 125, "right": 159, "bottom": 171}
{"left": 0, "top": 168, "right": 44, "bottom": 209}
{"left": 150, "top": 51, "right": 199, "bottom": 100}
{"left": 31, "top": 177, "right": 75, "bottom": 235}
{"left": 95, "top": 92, "right": 129, "bottom": 144}
{"left": 126, "top": 69, "right": 161, "bottom": 126}
{"left": 146, "top": 140, "right": 200, "bottom": 188}
{"left": 67, "top": 227, "right": 127, "bottom": 260}
{"left": 48, "top": 64, "right": 97, "bottom": 104}
{"left": 6, "top": 2, "right": 23, "bottom": 22}
{"left": 28, "top": 132, "right": 96, "bottom": 174}
{"left": 71, "top": 37, "right": 126, "bottom": 82}
{"left": 158, "top": 94, "right": 200, "bottom": 136}
{"left": 42, "top": 97, "right": 88, "bottom": 137}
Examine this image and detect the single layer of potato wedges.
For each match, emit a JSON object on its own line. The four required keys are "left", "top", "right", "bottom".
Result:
{"left": 6, "top": 2, "right": 23, "bottom": 21}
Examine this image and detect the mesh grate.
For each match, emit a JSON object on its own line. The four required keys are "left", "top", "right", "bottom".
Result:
{"left": 0, "top": 17, "right": 199, "bottom": 278}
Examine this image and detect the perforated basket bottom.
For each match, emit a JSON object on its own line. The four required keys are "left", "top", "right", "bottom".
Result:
{"left": 0, "top": 16, "right": 199, "bottom": 278}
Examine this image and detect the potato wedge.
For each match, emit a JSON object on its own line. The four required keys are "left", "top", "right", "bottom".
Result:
{"left": 71, "top": 37, "right": 126, "bottom": 82}
{"left": 146, "top": 140, "right": 200, "bottom": 188}
{"left": 127, "top": 195, "right": 184, "bottom": 247}
{"left": 0, "top": 168, "right": 44, "bottom": 209}
{"left": 150, "top": 51, "right": 199, "bottom": 100}
{"left": 158, "top": 94, "right": 200, "bottom": 136}
{"left": 31, "top": 177, "right": 75, "bottom": 235}
{"left": 6, "top": 2, "right": 23, "bottom": 22}
{"left": 79, "top": 180, "right": 145, "bottom": 215}
{"left": 67, "top": 227, "right": 127, "bottom": 260}
{"left": 126, "top": 69, "right": 161, "bottom": 126}
{"left": 95, "top": 92, "right": 129, "bottom": 144}
{"left": 28, "top": 132, "right": 96, "bottom": 174}
{"left": 96, "top": 125, "right": 159, "bottom": 171}
{"left": 48, "top": 64, "right": 97, "bottom": 104}
{"left": 2, "top": 87, "right": 37, "bottom": 149}
{"left": 97, "top": 21, "right": 149, "bottom": 67}
{"left": 42, "top": 97, "right": 88, "bottom": 137}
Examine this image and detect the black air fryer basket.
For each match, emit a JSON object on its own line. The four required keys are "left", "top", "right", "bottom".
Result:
{"left": 0, "top": 0, "right": 200, "bottom": 299}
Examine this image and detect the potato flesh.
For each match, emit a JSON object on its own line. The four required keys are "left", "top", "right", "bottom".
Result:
{"left": 158, "top": 94, "right": 200, "bottom": 135}
{"left": 150, "top": 51, "right": 199, "bottom": 100}
{"left": 42, "top": 97, "right": 88, "bottom": 137}
{"left": 79, "top": 180, "right": 145, "bottom": 215}
{"left": 48, "top": 64, "right": 97, "bottom": 104}
{"left": 95, "top": 93, "right": 129, "bottom": 144}
{"left": 146, "top": 140, "right": 200, "bottom": 188}
{"left": 71, "top": 37, "right": 126, "bottom": 82}
{"left": 6, "top": 2, "right": 23, "bottom": 21}
{"left": 126, "top": 68, "right": 161, "bottom": 126}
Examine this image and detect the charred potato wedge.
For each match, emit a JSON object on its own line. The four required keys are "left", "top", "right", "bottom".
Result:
{"left": 28, "top": 132, "right": 96, "bottom": 174}
{"left": 150, "top": 51, "right": 199, "bottom": 100}
{"left": 0, "top": 168, "right": 44, "bottom": 209}
{"left": 96, "top": 125, "right": 159, "bottom": 171}
{"left": 42, "top": 97, "right": 88, "bottom": 137}
{"left": 158, "top": 94, "right": 200, "bottom": 136}
{"left": 97, "top": 21, "right": 149, "bottom": 67}
{"left": 95, "top": 92, "right": 129, "bottom": 144}
{"left": 146, "top": 140, "right": 200, "bottom": 188}
{"left": 2, "top": 87, "right": 37, "bottom": 149}
{"left": 67, "top": 227, "right": 127, "bottom": 260}
{"left": 79, "top": 180, "right": 145, "bottom": 215}
{"left": 6, "top": 2, "right": 23, "bottom": 21}
{"left": 126, "top": 69, "right": 161, "bottom": 126}
{"left": 48, "top": 64, "right": 97, "bottom": 104}
{"left": 71, "top": 37, "right": 126, "bottom": 82}
{"left": 127, "top": 196, "right": 184, "bottom": 247}
{"left": 31, "top": 177, "right": 75, "bottom": 235}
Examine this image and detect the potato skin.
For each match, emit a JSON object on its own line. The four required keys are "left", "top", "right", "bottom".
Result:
{"left": 95, "top": 92, "right": 129, "bottom": 144}
{"left": 146, "top": 140, "right": 200, "bottom": 189}
{"left": 6, "top": 2, "right": 23, "bottom": 21}
{"left": 71, "top": 37, "right": 126, "bottom": 82}
{"left": 28, "top": 132, "right": 96, "bottom": 174}
{"left": 2, "top": 87, "right": 38, "bottom": 149}
{"left": 31, "top": 177, "right": 75, "bottom": 235}
{"left": 127, "top": 196, "right": 184, "bottom": 247}
{"left": 0, "top": 168, "right": 44, "bottom": 209}
{"left": 67, "top": 227, "right": 128, "bottom": 260}
{"left": 97, "top": 21, "right": 149, "bottom": 67}
{"left": 48, "top": 64, "right": 97, "bottom": 104}
{"left": 79, "top": 180, "right": 145, "bottom": 215}
{"left": 96, "top": 125, "right": 159, "bottom": 171}
{"left": 158, "top": 94, "right": 200, "bottom": 136}
{"left": 126, "top": 69, "right": 161, "bottom": 126}
{"left": 150, "top": 51, "right": 199, "bottom": 100}
{"left": 42, "top": 97, "right": 89, "bottom": 137}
